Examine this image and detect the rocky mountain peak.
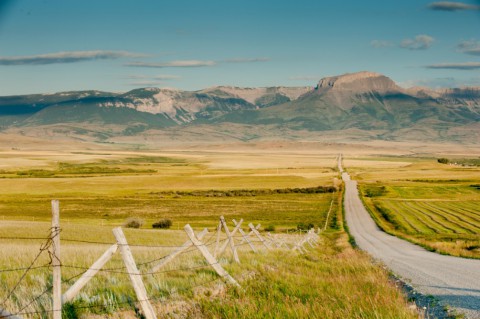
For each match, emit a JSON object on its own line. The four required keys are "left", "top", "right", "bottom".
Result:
{"left": 317, "top": 71, "right": 400, "bottom": 94}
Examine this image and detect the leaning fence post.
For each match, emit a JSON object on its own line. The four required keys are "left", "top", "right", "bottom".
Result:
{"left": 51, "top": 200, "right": 62, "bottom": 319}
{"left": 266, "top": 233, "right": 282, "bottom": 248}
{"left": 184, "top": 225, "right": 240, "bottom": 287}
{"left": 220, "top": 216, "right": 240, "bottom": 263}
{"left": 233, "top": 219, "right": 257, "bottom": 253}
{"left": 112, "top": 227, "right": 157, "bottom": 319}
{"left": 150, "top": 228, "right": 208, "bottom": 273}
{"left": 218, "top": 218, "right": 243, "bottom": 258}
{"left": 248, "top": 223, "right": 270, "bottom": 249}
{"left": 213, "top": 220, "right": 222, "bottom": 258}
{"left": 0, "top": 308, "right": 23, "bottom": 319}
{"left": 62, "top": 244, "right": 118, "bottom": 303}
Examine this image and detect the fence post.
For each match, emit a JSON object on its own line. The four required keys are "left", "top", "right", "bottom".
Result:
{"left": 51, "top": 200, "right": 62, "bottom": 319}
{"left": 150, "top": 228, "right": 208, "bottom": 273}
{"left": 112, "top": 227, "right": 157, "bottom": 319}
{"left": 62, "top": 244, "right": 118, "bottom": 304}
{"left": 233, "top": 219, "right": 257, "bottom": 253}
{"left": 184, "top": 225, "right": 240, "bottom": 287}
{"left": 213, "top": 220, "right": 222, "bottom": 258}
{"left": 266, "top": 233, "right": 282, "bottom": 248}
{"left": 0, "top": 308, "right": 23, "bottom": 319}
{"left": 218, "top": 218, "right": 242, "bottom": 257}
{"left": 248, "top": 223, "right": 270, "bottom": 249}
{"left": 220, "top": 216, "right": 240, "bottom": 263}
{"left": 323, "top": 199, "right": 334, "bottom": 231}
{"left": 240, "top": 223, "right": 261, "bottom": 244}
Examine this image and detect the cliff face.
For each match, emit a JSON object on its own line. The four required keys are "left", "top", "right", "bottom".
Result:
{"left": 316, "top": 71, "right": 401, "bottom": 94}
{"left": 0, "top": 71, "right": 479, "bottom": 143}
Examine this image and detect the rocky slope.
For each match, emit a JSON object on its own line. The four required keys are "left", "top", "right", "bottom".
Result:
{"left": 0, "top": 71, "right": 478, "bottom": 143}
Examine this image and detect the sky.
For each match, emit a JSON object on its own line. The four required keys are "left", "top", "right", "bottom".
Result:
{"left": 0, "top": 0, "right": 479, "bottom": 95}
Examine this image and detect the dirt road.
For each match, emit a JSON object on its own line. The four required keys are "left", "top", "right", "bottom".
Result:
{"left": 342, "top": 169, "right": 480, "bottom": 318}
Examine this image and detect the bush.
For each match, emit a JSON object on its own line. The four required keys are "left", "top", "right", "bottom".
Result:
{"left": 152, "top": 219, "right": 173, "bottom": 229}
{"left": 437, "top": 158, "right": 449, "bottom": 164}
{"left": 297, "top": 222, "right": 314, "bottom": 231}
{"left": 264, "top": 225, "right": 275, "bottom": 232}
{"left": 123, "top": 217, "right": 144, "bottom": 229}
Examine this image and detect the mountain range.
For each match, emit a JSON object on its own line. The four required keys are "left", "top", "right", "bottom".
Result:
{"left": 1, "top": 71, "right": 479, "bottom": 144}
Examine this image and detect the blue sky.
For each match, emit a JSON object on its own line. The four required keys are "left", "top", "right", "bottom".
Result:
{"left": 0, "top": 0, "right": 479, "bottom": 95}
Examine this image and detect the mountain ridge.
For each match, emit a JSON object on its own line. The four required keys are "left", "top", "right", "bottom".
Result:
{"left": 1, "top": 71, "right": 479, "bottom": 144}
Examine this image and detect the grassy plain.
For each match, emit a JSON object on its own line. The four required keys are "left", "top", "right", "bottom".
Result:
{"left": 0, "top": 146, "right": 418, "bottom": 318}
{"left": 345, "top": 156, "right": 480, "bottom": 258}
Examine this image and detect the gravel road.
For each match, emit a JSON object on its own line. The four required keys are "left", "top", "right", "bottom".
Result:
{"left": 341, "top": 166, "right": 480, "bottom": 318}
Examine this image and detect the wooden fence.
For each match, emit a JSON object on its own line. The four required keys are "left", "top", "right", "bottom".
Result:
{"left": 0, "top": 200, "right": 321, "bottom": 319}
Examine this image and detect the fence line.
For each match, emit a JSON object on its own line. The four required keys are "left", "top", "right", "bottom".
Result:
{"left": 0, "top": 200, "right": 322, "bottom": 318}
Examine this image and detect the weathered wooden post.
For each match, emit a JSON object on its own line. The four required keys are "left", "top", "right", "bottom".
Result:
{"left": 0, "top": 308, "right": 22, "bottom": 319}
{"left": 213, "top": 220, "right": 222, "bottom": 258}
{"left": 184, "top": 225, "right": 240, "bottom": 287}
{"left": 150, "top": 228, "right": 208, "bottom": 273}
{"left": 113, "top": 227, "right": 157, "bottom": 319}
{"left": 51, "top": 200, "right": 62, "bottom": 319}
{"left": 220, "top": 216, "right": 240, "bottom": 263}
{"left": 62, "top": 244, "right": 118, "bottom": 303}
{"left": 233, "top": 219, "right": 257, "bottom": 253}
{"left": 248, "top": 223, "right": 270, "bottom": 249}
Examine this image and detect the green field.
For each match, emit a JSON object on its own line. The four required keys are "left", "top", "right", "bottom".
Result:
{"left": 349, "top": 157, "right": 480, "bottom": 258}
{"left": 0, "top": 150, "right": 419, "bottom": 318}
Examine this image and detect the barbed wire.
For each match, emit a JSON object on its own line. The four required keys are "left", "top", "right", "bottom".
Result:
{"left": 4, "top": 269, "right": 225, "bottom": 318}
{"left": 0, "top": 222, "right": 304, "bottom": 318}
{"left": 0, "top": 227, "right": 59, "bottom": 309}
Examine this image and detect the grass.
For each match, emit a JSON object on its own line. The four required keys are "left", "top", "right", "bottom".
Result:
{"left": 0, "top": 150, "right": 419, "bottom": 318}
{"left": 0, "top": 212, "right": 417, "bottom": 319}
{"left": 348, "top": 156, "right": 480, "bottom": 258}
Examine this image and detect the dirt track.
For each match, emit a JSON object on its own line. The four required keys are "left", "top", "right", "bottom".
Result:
{"left": 342, "top": 168, "right": 480, "bottom": 318}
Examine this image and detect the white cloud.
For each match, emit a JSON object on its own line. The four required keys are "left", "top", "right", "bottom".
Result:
{"left": 126, "top": 57, "right": 270, "bottom": 68}
{"left": 223, "top": 57, "right": 270, "bottom": 63}
{"left": 457, "top": 40, "right": 480, "bottom": 56}
{"left": 400, "top": 35, "right": 435, "bottom": 50}
{"left": 428, "top": 1, "right": 480, "bottom": 11}
{"left": 425, "top": 62, "right": 480, "bottom": 70}
{"left": 0, "top": 50, "right": 148, "bottom": 65}
{"left": 125, "top": 60, "right": 216, "bottom": 68}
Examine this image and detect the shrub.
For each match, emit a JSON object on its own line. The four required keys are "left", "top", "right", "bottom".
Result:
{"left": 437, "top": 158, "right": 449, "bottom": 164}
{"left": 152, "top": 219, "right": 173, "bottom": 229}
{"left": 123, "top": 217, "right": 144, "bottom": 229}
{"left": 264, "top": 225, "right": 275, "bottom": 232}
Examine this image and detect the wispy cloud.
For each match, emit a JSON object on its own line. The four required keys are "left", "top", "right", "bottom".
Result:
{"left": 457, "top": 40, "right": 480, "bottom": 56}
{"left": 125, "top": 60, "right": 216, "bottom": 68}
{"left": 400, "top": 35, "right": 435, "bottom": 50}
{"left": 425, "top": 62, "right": 480, "bottom": 70}
{"left": 223, "top": 57, "right": 270, "bottom": 63}
{"left": 126, "top": 57, "right": 270, "bottom": 68}
{"left": 427, "top": 1, "right": 480, "bottom": 11}
{"left": 370, "top": 40, "right": 393, "bottom": 48}
{"left": 125, "top": 74, "right": 181, "bottom": 87}
{"left": 289, "top": 76, "right": 319, "bottom": 81}
{"left": 0, "top": 50, "right": 148, "bottom": 66}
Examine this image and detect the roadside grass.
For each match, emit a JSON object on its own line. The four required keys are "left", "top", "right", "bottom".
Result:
{"left": 198, "top": 232, "right": 416, "bottom": 319}
{"left": 0, "top": 216, "right": 417, "bottom": 319}
{"left": 0, "top": 151, "right": 419, "bottom": 318}
{"left": 350, "top": 157, "right": 480, "bottom": 258}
